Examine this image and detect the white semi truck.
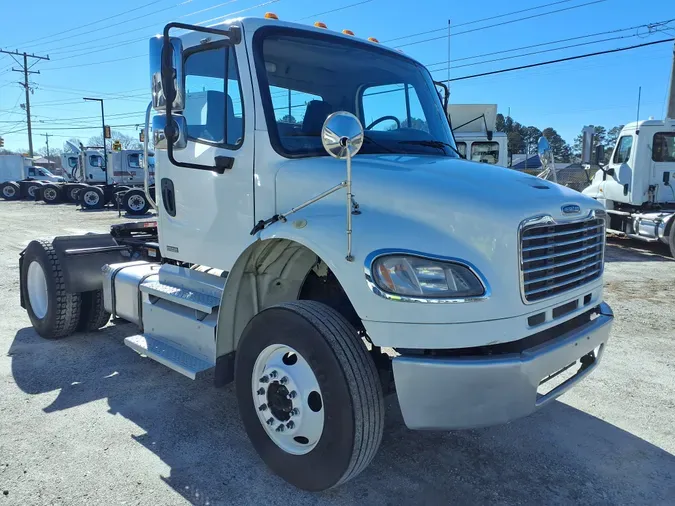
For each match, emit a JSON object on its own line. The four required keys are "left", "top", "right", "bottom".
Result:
{"left": 43, "top": 145, "right": 155, "bottom": 214}
{"left": 582, "top": 118, "right": 675, "bottom": 256}
{"left": 448, "top": 104, "right": 508, "bottom": 166}
{"left": 0, "top": 154, "right": 66, "bottom": 200}
{"left": 18, "top": 15, "right": 614, "bottom": 491}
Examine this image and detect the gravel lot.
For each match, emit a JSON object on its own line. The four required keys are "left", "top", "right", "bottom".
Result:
{"left": 1, "top": 200, "right": 674, "bottom": 505}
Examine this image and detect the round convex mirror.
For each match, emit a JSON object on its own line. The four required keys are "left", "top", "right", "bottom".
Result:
{"left": 321, "top": 112, "right": 364, "bottom": 160}
{"left": 537, "top": 136, "right": 552, "bottom": 167}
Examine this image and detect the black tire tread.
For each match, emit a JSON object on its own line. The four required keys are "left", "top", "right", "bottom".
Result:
{"left": 276, "top": 300, "right": 384, "bottom": 488}
{"left": 31, "top": 239, "right": 81, "bottom": 338}
{"left": 78, "top": 289, "right": 111, "bottom": 332}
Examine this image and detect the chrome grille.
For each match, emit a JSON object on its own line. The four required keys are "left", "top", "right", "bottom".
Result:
{"left": 520, "top": 215, "right": 604, "bottom": 303}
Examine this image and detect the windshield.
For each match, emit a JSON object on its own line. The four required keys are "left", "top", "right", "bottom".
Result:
{"left": 37, "top": 168, "right": 54, "bottom": 177}
{"left": 254, "top": 29, "right": 457, "bottom": 158}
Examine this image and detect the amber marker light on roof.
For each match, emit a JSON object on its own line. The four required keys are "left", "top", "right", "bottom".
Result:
{"left": 314, "top": 22, "right": 328, "bottom": 29}
{"left": 368, "top": 37, "right": 379, "bottom": 43}
{"left": 342, "top": 29, "right": 355, "bottom": 36}
{"left": 264, "top": 12, "right": 278, "bottom": 19}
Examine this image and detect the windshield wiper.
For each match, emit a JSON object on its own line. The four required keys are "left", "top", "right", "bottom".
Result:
{"left": 398, "top": 140, "right": 464, "bottom": 158}
{"left": 363, "top": 134, "right": 396, "bottom": 153}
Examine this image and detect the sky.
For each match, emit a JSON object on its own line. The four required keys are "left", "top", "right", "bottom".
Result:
{"left": 0, "top": 0, "right": 673, "bottom": 154}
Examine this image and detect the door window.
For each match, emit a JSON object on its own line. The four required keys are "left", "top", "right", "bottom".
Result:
{"left": 128, "top": 153, "right": 141, "bottom": 168}
{"left": 613, "top": 136, "right": 633, "bottom": 164}
{"left": 456, "top": 142, "right": 467, "bottom": 158}
{"left": 652, "top": 132, "right": 675, "bottom": 162}
{"left": 28, "top": 167, "right": 36, "bottom": 176}
{"left": 67, "top": 157, "right": 78, "bottom": 169}
{"left": 89, "top": 155, "right": 103, "bottom": 167}
{"left": 184, "top": 44, "right": 244, "bottom": 148}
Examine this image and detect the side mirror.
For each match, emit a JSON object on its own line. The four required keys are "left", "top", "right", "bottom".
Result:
{"left": 149, "top": 35, "right": 185, "bottom": 112}
{"left": 321, "top": 112, "right": 364, "bottom": 159}
{"left": 537, "top": 136, "right": 557, "bottom": 184}
{"left": 594, "top": 144, "right": 605, "bottom": 165}
{"left": 152, "top": 114, "right": 187, "bottom": 150}
{"left": 606, "top": 167, "right": 615, "bottom": 176}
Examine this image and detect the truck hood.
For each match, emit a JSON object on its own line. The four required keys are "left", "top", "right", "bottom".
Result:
{"left": 276, "top": 154, "right": 601, "bottom": 228}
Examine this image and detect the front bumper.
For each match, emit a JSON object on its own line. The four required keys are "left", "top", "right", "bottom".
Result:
{"left": 393, "top": 302, "right": 613, "bottom": 430}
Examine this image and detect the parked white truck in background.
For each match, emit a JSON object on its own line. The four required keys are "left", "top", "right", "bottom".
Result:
{"left": 582, "top": 118, "right": 675, "bottom": 256}
{"left": 46, "top": 145, "right": 155, "bottom": 214}
{"left": 18, "top": 15, "right": 614, "bottom": 491}
{"left": 448, "top": 104, "right": 508, "bottom": 166}
{"left": 0, "top": 154, "right": 66, "bottom": 200}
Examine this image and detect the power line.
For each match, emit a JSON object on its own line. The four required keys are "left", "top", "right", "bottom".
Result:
{"left": 393, "top": 0, "right": 606, "bottom": 49}
{"left": 446, "top": 38, "right": 674, "bottom": 82}
{"left": 295, "top": 0, "right": 376, "bottom": 21}
{"left": 383, "top": 0, "right": 577, "bottom": 43}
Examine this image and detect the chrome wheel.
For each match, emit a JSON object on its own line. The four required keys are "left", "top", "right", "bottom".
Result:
{"left": 27, "top": 186, "right": 38, "bottom": 197}
{"left": 69, "top": 187, "right": 80, "bottom": 201}
{"left": 43, "top": 188, "right": 57, "bottom": 201}
{"left": 27, "top": 261, "right": 48, "bottom": 319}
{"left": 83, "top": 190, "right": 100, "bottom": 206}
{"left": 3, "top": 185, "right": 16, "bottom": 198}
{"left": 127, "top": 194, "right": 146, "bottom": 212}
{"left": 252, "top": 344, "right": 324, "bottom": 455}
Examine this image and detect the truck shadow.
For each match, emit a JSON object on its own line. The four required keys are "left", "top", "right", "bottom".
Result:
{"left": 8, "top": 326, "right": 675, "bottom": 505}
{"left": 605, "top": 238, "right": 672, "bottom": 262}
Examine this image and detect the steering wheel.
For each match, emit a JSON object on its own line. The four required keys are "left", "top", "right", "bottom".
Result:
{"left": 366, "top": 115, "right": 401, "bottom": 130}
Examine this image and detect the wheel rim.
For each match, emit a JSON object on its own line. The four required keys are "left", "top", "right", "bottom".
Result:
{"left": 28, "top": 186, "right": 37, "bottom": 197}
{"left": 70, "top": 188, "right": 80, "bottom": 200}
{"left": 84, "top": 191, "right": 99, "bottom": 205}
{"left": 3, "top": 186, "right": 16, "bottom": 197}
{"left": 128, "top": 194, "right": 146, "bottom": 211}
{"left": 27, "top": 261, "right": 48, "bottom": 319}
{"left": 43, "top": 188, "right": 57, "bottom": 200}
{"left": 252, "top": 344, "right": 325, "bottom": 455}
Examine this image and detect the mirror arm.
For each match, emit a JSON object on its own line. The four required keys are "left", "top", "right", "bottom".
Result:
{"left": 143, "top": 101, "right": 157, "bottom": 210}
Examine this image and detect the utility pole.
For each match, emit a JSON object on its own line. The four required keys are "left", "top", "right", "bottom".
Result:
{"left": 0, "top": 49, "right": 50, "bottom": 158}
{"left": 44, "top": 133, "right": 51, "bottom": 160}
{"left": 666, "top": 40, "right": 675, "bottom": 120}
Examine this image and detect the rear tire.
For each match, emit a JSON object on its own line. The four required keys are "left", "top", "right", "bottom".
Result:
{"left": 25, "top": 182, "right": 43, "bottom": 200}
{"left": 235, "top": 301, "right": 384, "bottom": 491}
{"left": 41, "top": 184, "right": 63, "bottom": 204}
{"left": 1, "top": 182, "right": 21, "bottom": 200}
{"left": 123, "top": 189, "right": 150, "bottom": 215}
{"left": 78, "top": 290, "right": 111, "bottom": 332}
{"left": 66, "top": 184, "right": 86, "bottom": 203}
{"left": 80, "top": 186, "right": 105, "bottom": 210}
{"left": 21, "top": 240, "right": 81, "bottom": 339}
{"left": 668, "top": 221, "right": 675, "bottom": 258}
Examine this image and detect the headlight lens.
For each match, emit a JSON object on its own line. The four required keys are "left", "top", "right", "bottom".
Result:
{"left": 372, "top": 255, "right": 485, "bottom": 298}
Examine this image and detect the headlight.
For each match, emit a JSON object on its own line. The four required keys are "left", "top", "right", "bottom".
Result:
{"left": 371, "top": 255, "right": 485, "bottom": 299}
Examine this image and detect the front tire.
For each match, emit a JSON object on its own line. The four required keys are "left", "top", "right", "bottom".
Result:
{"left": 41, "top": 184, "right": 63, "bottom": 204}
{"left": 78, "top": 290, "right": 111, "bottom": 332}
{"left": 123, "top": 189, "right": 150, "bottom": 215}
{"left": 1, "top": 182, "right": 21, "bottom": 200}
{"left": 235, "top": 301, "right": 384, "bottom": 491}
{"left": 80, "top": 186, "right": 105, "bottom": 210}
{"left": 21, "top": 240, "right": 81, "bottom": 339}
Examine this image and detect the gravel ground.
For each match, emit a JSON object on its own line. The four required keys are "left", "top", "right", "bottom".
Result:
{"left": 0, "top": 200, "right": 674, "bottom": 506}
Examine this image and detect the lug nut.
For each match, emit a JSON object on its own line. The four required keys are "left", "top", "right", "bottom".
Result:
{"left": 266, "top": 417, "right": 274, "bottom": 425}
{"left": 257, "top": 388, "right": 265, "bottom": 395}
{"left": 280, "top": 376, "right": 288, "bottom": 385}
{"left": 260, "top": 375, "right": 269, "bottom": 383}
{"left": 288, "top": 390, "right": 297, "bottom": 399}
{"left": 286, "top": 421, "right": 295, "bottom": 430}
{"left": 258, "top": 403, "right": 268, "bottom": 411}
{"left": 290, "top": 408, "right": 300, "bottom": 416}
{"left": 276, "top": 424, "right": 285, "bottom": 432}
{"left": 269, "top": 370, "right": 278, "bottom": 379}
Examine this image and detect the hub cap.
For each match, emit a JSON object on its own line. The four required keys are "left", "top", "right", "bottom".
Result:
{"left": 3, "top": 186, "right": 16, "bottom": 197}
{"left": 127, "top": 194, "right": 146, "bottom": 211}
{"left": 252, "top": 344, "right": 324, "bottom": 455}
{"left": 43, "top": 188, "right": 57, "bottom": 200}
{"left": 84, "top": 191, "right": 99, "bottom": 205}
{"left": 27, "top": 261, "right": 48, "bottom": 319}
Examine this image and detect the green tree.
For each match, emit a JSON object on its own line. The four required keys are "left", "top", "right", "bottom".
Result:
{"left": 522, "top": 126, "right": 543, "bottom": 154}
{"left": 281, "top": 114, "right": 297, "bottom": 124}
{"left": 88, "top": 131, "right": 141, "bottom": 150}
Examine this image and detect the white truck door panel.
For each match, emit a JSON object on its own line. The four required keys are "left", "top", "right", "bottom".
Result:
{"left": 158, "top": 41, "right": 254, "bottom": 271}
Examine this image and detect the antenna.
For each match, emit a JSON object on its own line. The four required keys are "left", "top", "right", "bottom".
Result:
{"left": 636, "top": 86, "right": 642, "bottom": 134}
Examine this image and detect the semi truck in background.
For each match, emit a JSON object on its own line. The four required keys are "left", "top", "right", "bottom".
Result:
{"left": 580, "top": 41, "right": 675, "bottom": 257}
{"left": 0, "top": 154, "right": 66, "bottom": 200}
{"left": 41, "top": 143, "right": 155, "bottom": 214}
{"left": 17, "top": 14, "right": 613, "bottom": 491}
{"left": 448, "top": 104, "right": 508, "bottom": 166}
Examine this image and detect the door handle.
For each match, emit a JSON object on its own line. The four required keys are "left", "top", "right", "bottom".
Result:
{"left": 161, "top": 178, "right": 176, "bottom": 217}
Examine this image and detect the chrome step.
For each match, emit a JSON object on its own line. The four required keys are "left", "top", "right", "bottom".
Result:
{"left": 124, "top": 334, "right": 214, "bottom": 379}
{"left": 140, "top": 280, "right": 220, "bottom": 314}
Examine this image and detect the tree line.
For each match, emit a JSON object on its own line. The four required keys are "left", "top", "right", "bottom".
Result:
{"left": 496, "top": 113, "right": 623, "bottom": 164}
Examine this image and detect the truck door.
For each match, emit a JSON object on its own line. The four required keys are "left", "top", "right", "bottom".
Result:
{"left": 651, "top": 131, "right": 675, "bottom": 202}
{"left": 157, "top": 40, "right": 254, "bottom": 271}
{"left": 603, "top": 133, "right": 634, "bottom": 203}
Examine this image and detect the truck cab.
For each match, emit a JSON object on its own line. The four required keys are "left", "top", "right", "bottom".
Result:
{"left": 583, "top": 118, "right": 675, "bottom": 255}
{"left": 448, "top": 104, "right": 508, "bottom": 166}
{"left": 18, "top": 15, "right": 613, "bottom": 491}
{"left": 0, "top": 155, "right": 65, "bottom": 200}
